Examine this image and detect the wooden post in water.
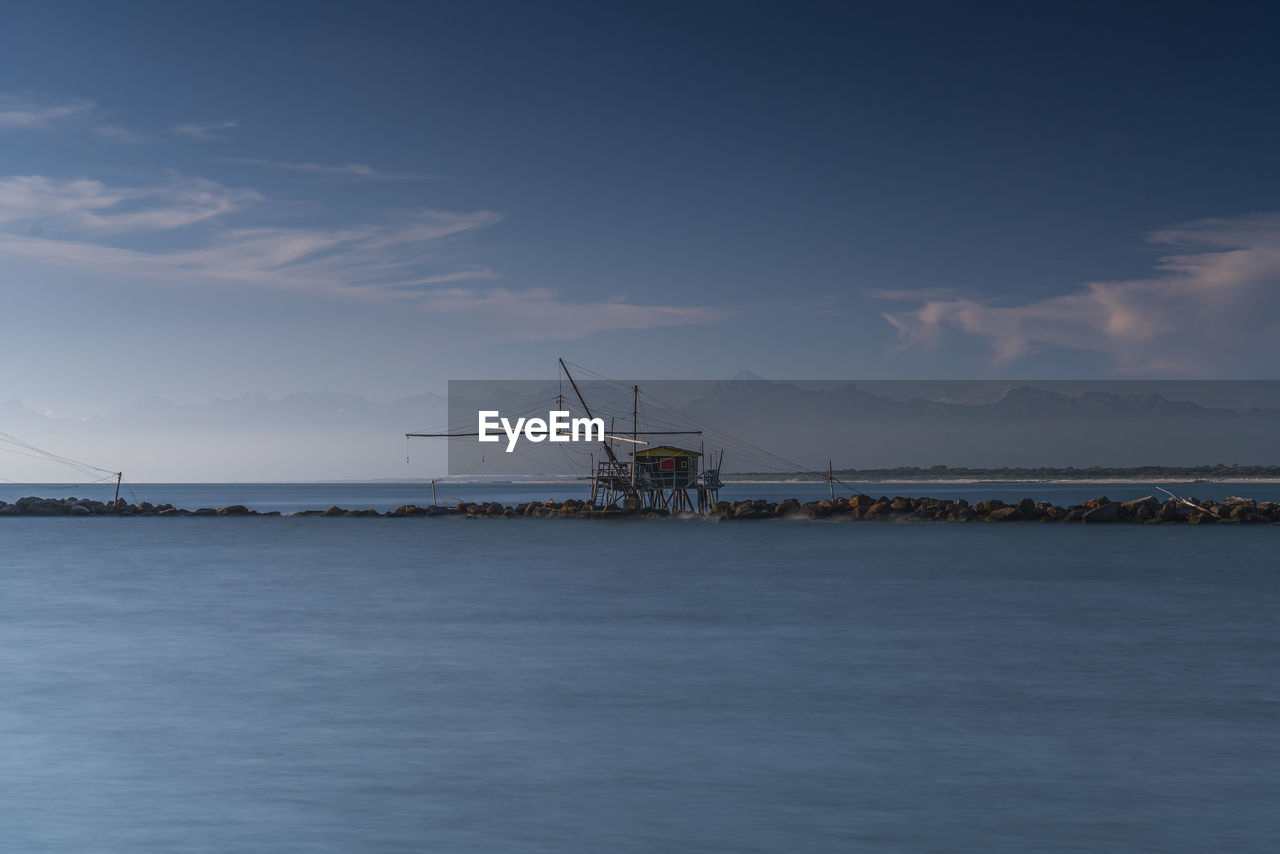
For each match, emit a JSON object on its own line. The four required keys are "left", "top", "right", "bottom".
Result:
{"left": 431, "top": 479, "right": 437, "bottom": 506}
{"left": 828, "top": 460, "right": 835, "bottom": 502}
{"left": 114, "top": 472, "right": 122, "bottom": 503}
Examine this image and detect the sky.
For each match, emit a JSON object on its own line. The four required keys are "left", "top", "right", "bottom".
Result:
{"left": 1, "top": 1, "right": 1278, "bottom": 477}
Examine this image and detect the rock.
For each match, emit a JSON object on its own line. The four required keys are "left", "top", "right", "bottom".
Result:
{"left": 1082, "top": 502, "right": 1120, "bottom": 523}
{"left": 1228, "top": 504, "right": 1263, "bottom": 522}
{"left": 987, "top": 507, "right": 1023, "bottom": 521}
{"left": 864, "top": 501, "right": 893, "bottom": 518}
{"left": 775, "top": 498, "right": 802, "bottom": 517}
{"left": 321, "top": 506, "right": 346, "bottom": 517}
{"left": 1015, "top": 497, "right": 1036, "bottom": 512}
{"left": 972, "top": 499, "right": 1005, "bottom": 515}
{"left": 1121, "top": 496, "right": 1159, "bottom": 513}
{"left": 218, "top": 505, "right": 252, "bottom": 516}
{"left": 800, "top": 501, "right": 828, "bottom": 518}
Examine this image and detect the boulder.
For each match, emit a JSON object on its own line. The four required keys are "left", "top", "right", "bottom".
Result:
{"left": 987, "top": 507, "right": 1023, "bottom": 522}
{"left": 1082, "top": 502, "right": 1120, "bottom": 523}
{"left": 775, "top": 498, "right": 802, "bottom": 517}
{"left": 864, "top": 501, "right": 893, "bottom": 518}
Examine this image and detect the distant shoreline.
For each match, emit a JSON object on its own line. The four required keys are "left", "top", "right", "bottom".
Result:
{"left": 724, "top": 477, "right": 1280, "bottom": 485}
{"left": 5, "top": 477, "right": 1280, "bottom": 486}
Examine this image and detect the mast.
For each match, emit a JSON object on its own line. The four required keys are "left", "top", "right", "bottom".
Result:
{"left": 559, "top": 358, "right": 637, "bottom": 500}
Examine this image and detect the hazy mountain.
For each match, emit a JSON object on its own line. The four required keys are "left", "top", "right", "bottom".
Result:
{"left": 678, "top": 381, "right": 1280, "bottom": 470}
{"left": 6, "top": 381, "right": 1278, "bottom": 481}
{"left": 1, "top": 391, "right": 449, "bottom": 482}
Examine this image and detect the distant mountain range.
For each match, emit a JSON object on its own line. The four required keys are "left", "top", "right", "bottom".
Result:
{"left": 0, "top": 392, "right": 448, "bottom": 481}
{"left": 679, "top": 381, "right": 1280, "bottom": 469}
{"left": 4, "top": 380, "right": 1278, "bottom": 481}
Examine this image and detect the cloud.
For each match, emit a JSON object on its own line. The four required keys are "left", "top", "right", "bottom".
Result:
{"left": 171, "top": 120, "right": 238, "bottom": 141}
{"left": 0, "top": 175, "right": 494, "bottom": 295}
{"left": 412, "top": 287, "right": 724, "bottom": 340}
{"left": 384, "top": 268, "right": 500, "bottom": 288}
{"left": 0, "top": 94, "right": 150, "bottom": 142}
{"left": 0, "top": 168, "right": 723, "bottom": 340}
{"left": 882, "top": 212, "right": 1280, "bottom": 374}
{"left": 218, "top": 157, "right": 434, "bottom": 181}
{"left": 0, "top": 94, "right": 94, "bottom": 132}
{"left": 93, "top": 124, "right": 149, "bottom": 144}
{"left": 0, "top": 174, "right": 260, "bottom": 234}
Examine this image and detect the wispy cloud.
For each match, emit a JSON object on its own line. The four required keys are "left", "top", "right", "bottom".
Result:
{"left": 412, "top": 287, "right": 724, "bottom": 340}
{"left": 0, "top": 168, "right": 723, "bottom": 339}
{"left": 383, "top": 268, "right": 499, "bottom": 288}
{"left": 0, "top": 174, "right": 260, "bottom": 234}
{"left": 93, "top": 124, "right": 149, "bottom": 144}
{"left": 0, "top": 94, "right": 94, "bottom": 132}
{"left": 218, "top": 157, "right": 434, "bottom": 181}
{"left": 171, "top": 119, "right": 238, "bottom": 141}
{"left": 882, "top": 212, "right": 1280, "bottom": 374}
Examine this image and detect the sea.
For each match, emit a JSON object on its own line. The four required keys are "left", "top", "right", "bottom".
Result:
{"left": 0, "top": 481, "right": 1276, "bottom": 853}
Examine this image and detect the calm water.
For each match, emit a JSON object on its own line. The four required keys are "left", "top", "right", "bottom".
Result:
{"left": 0, "top": 485, "right": 1276, "bottom": 852}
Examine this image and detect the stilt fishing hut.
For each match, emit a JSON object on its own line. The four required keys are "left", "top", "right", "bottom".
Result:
{"left": 407, "top": 359, "right": 725, "bottom": 514}
{"left": 630, "top": 445, "right": 723, "bottom": 513}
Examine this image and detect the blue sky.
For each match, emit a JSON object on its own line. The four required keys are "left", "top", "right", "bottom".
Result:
{"left": 2, "top": 0, "right": 1278, "bottom": 419}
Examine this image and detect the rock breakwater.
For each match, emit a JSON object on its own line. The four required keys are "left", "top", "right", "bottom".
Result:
{"left": 1, "top": 494, "right": 1277, "bottom": 523}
